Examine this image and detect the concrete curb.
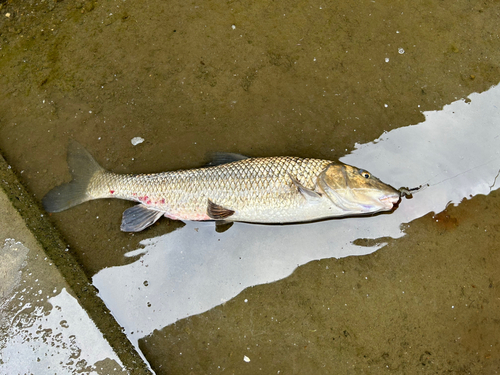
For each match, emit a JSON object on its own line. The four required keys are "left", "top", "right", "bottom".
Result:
{"left": 0, "top": 150, "right": 151, "bottom": 375}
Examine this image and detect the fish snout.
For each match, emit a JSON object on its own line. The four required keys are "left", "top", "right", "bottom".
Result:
{"left": 378, "top": 193, "right": 401, "bottom": 209}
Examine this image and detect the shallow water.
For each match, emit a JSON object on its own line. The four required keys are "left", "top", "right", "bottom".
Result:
{"left": 1, "top": 0, "right": 500, "bottom": 372}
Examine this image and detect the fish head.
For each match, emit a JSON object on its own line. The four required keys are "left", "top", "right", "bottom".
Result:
{"left": 318, "top": 163, "right": 401, "bottom": 214}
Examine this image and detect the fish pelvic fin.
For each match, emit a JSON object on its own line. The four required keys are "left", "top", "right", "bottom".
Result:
{"left": 121, "top": 204, "right": 164, "bottom": 232}
{"left": 42, "top": 140, "right": 106, "bottom": 212}
{"left": 207, "top": 199, "right": 235, "bottom": 219}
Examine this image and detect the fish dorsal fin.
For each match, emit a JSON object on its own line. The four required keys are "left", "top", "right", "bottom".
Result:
{"left": 120, "top": 204, "right": 164, "bottom": 232}
{"left": 207, "top": 199, "right": 235, "bottom": 219}
{"left": 289, "top": 174, "right": 322, "bottom": 201}
{"left": 206, "top": 152, "right": 249, "bottom": 166}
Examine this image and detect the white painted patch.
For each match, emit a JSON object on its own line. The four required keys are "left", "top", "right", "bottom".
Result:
{"left": 131, "top": 137, "right": 144, "bottom": 146}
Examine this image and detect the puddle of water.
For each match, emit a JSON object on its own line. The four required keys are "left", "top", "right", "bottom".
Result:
{"left": 0, "top": 239, "right": 124, "bottom": 374}
{"left": 93, "top": 84, "right": 500, "bottom": 352}
{"left": 1, "top": 289, "right": 124, "bottom": 374}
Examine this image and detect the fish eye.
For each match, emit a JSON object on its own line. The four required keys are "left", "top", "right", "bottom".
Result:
{"left": 360, "top": 170, "right": 371, "bottom": 179}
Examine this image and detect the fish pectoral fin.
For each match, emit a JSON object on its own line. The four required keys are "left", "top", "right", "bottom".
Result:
{"left": 215, "top": 220, "right": 234, "bottom": 233}
{"left": 207, "top": 199, "right": 235, "bottom": 219}
{"left": 205, "top": 152, "right": 249, "bottom": 166}
{"left": 289, "top": 174, "right": 322, "bottom": 201}
{"left": 120, "top": 204, "right": 164, "bottom": 232}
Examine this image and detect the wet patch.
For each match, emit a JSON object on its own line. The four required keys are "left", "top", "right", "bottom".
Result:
{"left": 1, "top": 287, "right": 125, "bottom": 374}
{"left": 0, "top": 239, "right": 29, "bottom": 300}
{"left": 432, "top": 208, "right": 459, "bottom": 233}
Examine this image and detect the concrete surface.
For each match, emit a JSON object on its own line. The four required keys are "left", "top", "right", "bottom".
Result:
{"left": 0, "top": 153, "right": 150, "bottom": 374}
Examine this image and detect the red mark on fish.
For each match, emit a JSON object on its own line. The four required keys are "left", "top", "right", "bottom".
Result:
{"left": 138, "top": 196, "right": 153, "bottom": 205}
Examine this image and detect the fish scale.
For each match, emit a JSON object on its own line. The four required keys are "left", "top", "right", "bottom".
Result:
{"left": 42, "top": 141, "right": 401, "bottom": 232}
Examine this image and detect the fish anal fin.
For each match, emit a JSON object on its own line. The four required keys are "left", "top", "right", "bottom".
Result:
{"left": 207, "top": 199, "right": 235, "bottom": 219}
{"left": 205, "top": 153, "right": 249, "bottom": 166}
{"left": 121, "top": 204, "right": 164, "bottom": 232}
{"left": 289, "top": 174, "right": 322, "bottom": 201}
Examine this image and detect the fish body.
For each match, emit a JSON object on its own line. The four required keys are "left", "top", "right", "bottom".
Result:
{"left": 43, "top": 141, "right": 401, "bottom": 232}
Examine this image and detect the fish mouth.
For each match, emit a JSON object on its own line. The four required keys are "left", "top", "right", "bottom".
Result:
{"left": 378, "top": 194, "right": 401, "bottom": 209}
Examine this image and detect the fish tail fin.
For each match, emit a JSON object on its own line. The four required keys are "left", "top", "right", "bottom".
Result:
{"left": 42, "top": 140, "right": 106, "bottom": 212}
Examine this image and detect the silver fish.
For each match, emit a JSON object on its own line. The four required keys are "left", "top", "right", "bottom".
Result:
{"left": 42, "top": 141, "right": 401, "bottom": 232}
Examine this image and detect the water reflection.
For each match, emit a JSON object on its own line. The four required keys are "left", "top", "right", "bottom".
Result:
{"left": 93, "top": 84, "right": 500, "bottom": 351}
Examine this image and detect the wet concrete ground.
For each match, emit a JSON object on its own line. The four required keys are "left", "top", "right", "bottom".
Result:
{"left": 1, "top": 0, "right": 500, "bottom": 373}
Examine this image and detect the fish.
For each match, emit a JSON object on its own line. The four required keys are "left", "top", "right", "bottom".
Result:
{"left": 42, "top": 141, "right": 401, "bottom": 232}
